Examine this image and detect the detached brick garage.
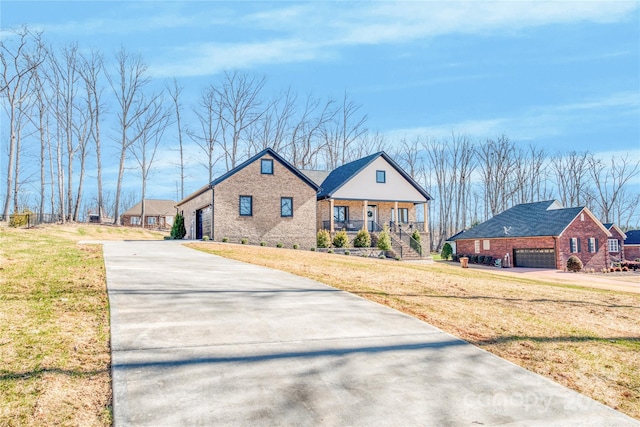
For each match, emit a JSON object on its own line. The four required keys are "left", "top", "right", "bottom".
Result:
{"left": 450, "top": 200, "right": 612, "bottom": 271}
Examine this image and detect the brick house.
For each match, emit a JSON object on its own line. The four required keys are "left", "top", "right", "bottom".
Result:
{"left": 449, "top": 200, "right": 611, "bottom": 270}
{"left": 603, "top": 223, "right": 627, "bottom": 263}
{"left": 176, "top": 148, "right": 320, "bottom": 248}
{"left": 624, "top": 230, "right": 640, "bottom": 261}
{"left": 303, "top": 151, "right": 432, "bottom": 258}
{"left": 121, "top": 199, "right": 176, "bottom": 229}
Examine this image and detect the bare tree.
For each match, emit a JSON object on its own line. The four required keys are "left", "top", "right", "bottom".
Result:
{"left": 551, "top": 151, "right": 591, "bottom": 207}
{"left": 215, "top": 71, "right": 266, "bottom": 170}
{"left": 248, "top": 87, "right": 296, "bottom": 155}
{"left": 106, "top": 48, "right": 156, "bottom": 225}
{"left": 476, "top": 135, "right": 517, "bottom": 217}
{"left": 1, "top": 26, "right": 44, "bottom": 219}
{"left": 128, "top": 96, "right": 171, "bottom": 226}
{"left": 322, "top": 91, "right": 367, "bottom": 169}
{"left": 167, "top": 77, "right": 186, "bottom": 200}
{"left": 288, "top": 94, "right": 334, "bottom": 169}
{"left": 512, "top": 144, "right": 549, "bottom": 205}
{"left": 79, "top": 50, "right": 106, "bottom": 222}
{"left": 187, "top": 85, "right": 221, "bottom": 183}
{"left": 587, "top": 153, "right": 640, "bottom": 223}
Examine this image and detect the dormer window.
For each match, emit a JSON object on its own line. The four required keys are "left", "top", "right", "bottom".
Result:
{"left": 376, "top": 170, "right": 386, "bottom": 183}
{"left": 261, "top": 159, "right": 273, "bottom": 174}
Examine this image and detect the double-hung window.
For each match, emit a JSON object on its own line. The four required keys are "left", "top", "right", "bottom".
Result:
{"left": 588, "top": 237, "right": 597, "bottom": 253}
{"left": 147, "top": 217, "right": 156, "bottom": 225}
{"left": 281, "top": 197, "right": 293, "bottom": 217}
{"left": 474, "top": 240, "right": 480, "bottom": 254}
{"left": 570, "top": 237, "right": 580, "bottom": 253}
{"left": 131, "top": 216, "right": 141, "bottom": 225}
{"left": 239, "top": 195, "right": 253, "bottom": 216}
{"left": 334, "top": 206, "right": 348, "bottom": 222}
{"left": 397, "top": 208, "right": 409, "bottom": 224}
{"left": 608, "top": 239, "right": 619, "bottom": 252}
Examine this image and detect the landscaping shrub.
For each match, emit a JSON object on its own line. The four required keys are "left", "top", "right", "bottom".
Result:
{"left": 411, "top": 229, "right": 421, "bottom": 244}
{"left": 377, "top": 225, "right": 392, "bottom": 251}
{"left": 310, "top": 247, "right": 316, "bottom": 251}
{"left": 566, "top": 255, "right": 583, "bottom": 272}
{"left": 222, "top": 237, "right": 229, "bottom": 243}
{"left": 293, "top": 244, "right": 299, "bottom": 250}
{"left": 276, "top": 242, "right": 283, "bottom": 248}
{"left": 327, "top": 249, "right": 334, "bottom": 254}
{"left": 344, "top": 250, "right": 350, "bottom": 256}
{"left": 9, "top": 210, "right": 33, "bottom": 228}
{"left": 241, "top": 238, "right": 248, "bottom": 245}
{"left": 333, "top": 230, "right": 349, "bottom": 248}
{"left": 484, "top": 256, "right": 494, "bottom": 265}
{"left": 478, "top": 255, "right": 486, "bottom": 264}
{"left": 317, "top": 229, "right": 331, "bottom": 248}
{"left": 170, "top": 212, "right": 186, "bottom": 239}
{"left": 440, "top": 243, "right": 453, "bottom": 260}
{"left": 353, "top": 228, "right": 371, "bottom": 248}
{"left": 202, "top": 235, "right": 209, "bottom": 241}
{"left": 470, "top": 255, "right": 479, "bottom": 264}
{"left": 451, "top": 253, "right": 460, "bottom": 262}
{"left": 260, "top": 241, "right": 267, "bottom": 246}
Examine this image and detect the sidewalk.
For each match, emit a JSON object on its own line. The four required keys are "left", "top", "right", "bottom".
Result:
{"left": 104, "top": 241, "right": 638, "bottom": 426}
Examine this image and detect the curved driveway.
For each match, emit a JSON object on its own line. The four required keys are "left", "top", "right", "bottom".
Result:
{"left": 103, "top": 241, "right": 638, "bottom": 426}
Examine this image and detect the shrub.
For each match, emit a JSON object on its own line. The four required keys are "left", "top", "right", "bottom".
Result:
{"left": 260, "top": 241, "right": 267, "bottom": 246}
{"left": 484, "top": 256, "right": 494, "bottom": 266}
{"left": 317, "top": 229, "right": 331, "bottom": 248}
{"left": 222, "top": 237, "right": 229, "bottom": 243}
{"left": 378, "top": 254, "right": 386, "bottom": 259}
{"left": 241, "top": 238, "right": 248, "bottom": 245}
{"left": 333, "top": 230, "right": 349, "bottom": 248}
{"left": 470, "top": 255, "right": 479, "bottom": 264}
{"left": 478, "top": 255, "right": 486, "bottom": 264}
{"left": 451, "top": 253, "right": 460, "bottom": 262}
{"left": 344, "top": 250, "right": 350, "bottom": 256}
{"left": 411, "top": 229, "right": 421, "bottom": 244}
{"left": 566, "top": 256, "right": 583, "bottom": 272}
{"left": 353, "top": 228, "right": 371, "bottom": 248}
{"left": 622, "top": 266, "right": 628, "bottom": 272}
{"left": 310, "top": 247, "right": 316, "bottom": 252}
{"left": 202, "top": 235, "right": 209, "bottom": 241}
{"left": 170, "top": 212, "right": 186, "bottom": 239}
{"left": 293, "top": 244, "right": 299, "bottom": 250}
{"left": 377, "top": 225, "right": 392, "bottom": 251}
{"left": 276, "top": 242, "right": 283, "bottom": 248}
{"left": 327, "top": 249, "right": 334, "bottom": 254}
{"left": 440, "top": 243, "right": 453, "bottom": 260}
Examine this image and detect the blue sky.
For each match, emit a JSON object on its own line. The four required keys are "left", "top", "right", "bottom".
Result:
{"left": 1, "top": 1, "right": 639, "bottom": 203}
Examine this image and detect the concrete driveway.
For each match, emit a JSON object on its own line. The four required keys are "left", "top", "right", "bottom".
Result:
{"left": 103, "top": 241, "right": 638, "bottom": 426}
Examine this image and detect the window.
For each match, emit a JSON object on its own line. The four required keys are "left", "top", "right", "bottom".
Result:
{"left": 147, "top": 217, "right": 156, "bottom": 225}
{"left": 376, "top": 170, "right": 386, "bottom": 183}
{"left": 588, "top": 237, "right": 598, "bottom": 253}
{"left": 334, "top": 206, "right": 348, "bottom": 222}
{"left": 131, "top": 216, "right": 140, "bottom": 225}
{"left": 570, "top": 237, "right": 580, "bottom": 253}
{"left": 239, "top": 195, "right": 253, "bottom": 216}
{"left": 474, "top": 240, "right": 480, "bottom": 254}
{"left": 261, "top": 159, "right": 273, "bottom": 174}
{"left": 398, "top": 208, "right": 409, "bottom": 223}
{"left": 608, "top": 239, "right": 619, "bottom": 252}
{"left": 281, "top": 197, "right": 293, "bottom": 217}
{"left": 483, "top": 240, "right": 490, "bottom": 250}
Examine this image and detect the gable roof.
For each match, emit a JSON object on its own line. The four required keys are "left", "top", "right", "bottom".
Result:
{"left": 317, "top": 151, "right": 432, "bottom": 200}
{"left": 625, "top": 230, "right": 640, "bottom": 245}
{"left": 450, "top": 200, "right": 608, "bottom": 240}
{"left": 603, "top": 223, "right": 627, "bottom": 240}
{"left": 211, "top": 147, "right": 320, "bottom": 192}
{"left": 300, "top": 169, "right": 331, "bottom": 187}
{"left": 122, "top": 199, "right": 177, "bottom": 216}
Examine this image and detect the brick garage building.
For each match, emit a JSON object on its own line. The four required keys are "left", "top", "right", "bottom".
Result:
{"left": 120, "top": 199, "right": 176, "bottom": 229}
{"left": 176, "top": 148, "right": 320, "bottom": 249}
{"left": 450, "top": 200, "right": 612, "bottom": 271}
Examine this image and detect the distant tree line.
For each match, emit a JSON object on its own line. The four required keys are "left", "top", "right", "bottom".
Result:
{"left": 2, "top": 26, "right": 639, "bottom": 246}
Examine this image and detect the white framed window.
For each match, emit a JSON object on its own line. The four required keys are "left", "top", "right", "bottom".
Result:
{"left": 131, "top": 216, "right": 140, "bottom": 225}
{"left": 570, "top": 237, "right": 580, "bottom": 253}
{"left": 147, "top": 217, "right": 156, "bottom": 225}
{"left": 608, "top": 239, "right": 619, "bottom": 252}
{"left": 588, "top": 237, "right": 597, "bottom": 253}
{"left": 483, "top": 240, "right": 490, "bottom": 250}
{"left": 474, "top": 240, "right": 480, "bottom": 254}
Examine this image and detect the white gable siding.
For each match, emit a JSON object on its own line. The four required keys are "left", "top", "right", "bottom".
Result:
{"left": 332, "top": 157, "right": 427, "bottom": 202}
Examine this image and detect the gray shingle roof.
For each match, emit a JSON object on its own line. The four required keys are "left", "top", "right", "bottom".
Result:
{"left": 300, "top": 169, "right": 331, "bottom": 187}
{"left": 122, "top": 199, "right": 177, "bottom": 216}
{"left": 450, "top": 200, "right": 584, "bottom": 240}
{"left": 625, "top": 230, "right": 640, "bottom": 245}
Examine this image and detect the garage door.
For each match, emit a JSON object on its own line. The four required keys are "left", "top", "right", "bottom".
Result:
{"left": 513, "top": 248, "right": 556, "bottom": 268}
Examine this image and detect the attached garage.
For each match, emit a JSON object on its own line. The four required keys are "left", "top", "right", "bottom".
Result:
{"left": 513, "top": 248, "right": 555, "bottom": 269}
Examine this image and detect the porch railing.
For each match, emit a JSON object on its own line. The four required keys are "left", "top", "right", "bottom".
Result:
{"left": 321, "top": 220, "right": 383, "bottom": 232}
{"left": 389, "top": 221, "right": 425, "bottom": 233}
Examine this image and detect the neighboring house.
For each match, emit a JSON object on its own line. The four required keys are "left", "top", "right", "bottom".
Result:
{"left": 121, "top": 199, "right": 177, "bottom": 229}
{"left": 176, "top": 148, "right": 320, "bottom": 248}
{"left": 624, "top": 230, "right": 640, "bottom": 261}
{"left": 449, "top": 200, "right": 611, "bottom": 270}
{"left": 308, "top": 151, "right": 432, "bottom": 257}
{"left": 603, "top": 223, "right": 627, "bottom": 263}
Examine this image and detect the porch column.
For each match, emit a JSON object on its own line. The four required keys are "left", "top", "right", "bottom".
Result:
{"left": 329, "top": 198, "right": 335, "bottom": 232}
{"left": 423, "top": 202, "right": 428, "bottom": 232}
{"left": 394, "top": 201, "right": 398, "bottom": 230}
{"left": 363, "top": 200, "right": 368, "bottom": 224}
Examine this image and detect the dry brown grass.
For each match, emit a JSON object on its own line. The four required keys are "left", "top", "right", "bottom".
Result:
{"left": 191, "top": 242, "right": 640, "bottom": 420}
{"left": 0, "top": 223, "right": 165, "bottom": 426}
